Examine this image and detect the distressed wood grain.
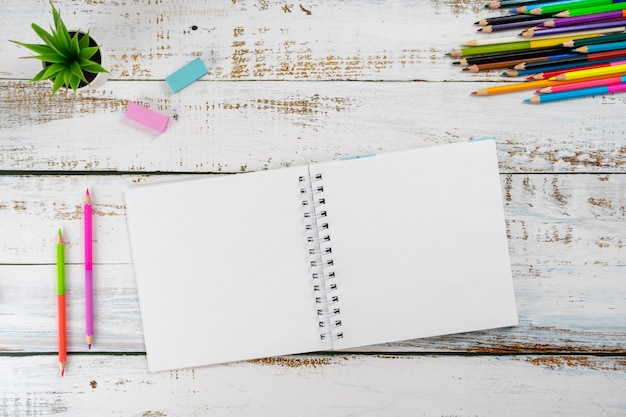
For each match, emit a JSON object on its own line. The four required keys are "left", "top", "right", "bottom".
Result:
{"left": 2, "top": 263, "right": 625, "bottom": 354}
{"left": 1, "top": 173, "right": 624, "bottom": 265}
{"left": 1, "top": 81, "right": 625, "bottom": 173}
{"left": 0, "top": 174, "right": 624, "bottom": 353}
{"left": 2, "top": 1, "right": 626, "bottom": 416}
{"left": 0, "top": 354, "right": 625, "bottom": 417}
{"left": 1, "top": 0, "right": 509, "bottom": 82}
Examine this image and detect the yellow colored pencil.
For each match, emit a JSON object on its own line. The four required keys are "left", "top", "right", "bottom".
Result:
{"left": 550, "top": 63, "right": 626, "bottom": 80}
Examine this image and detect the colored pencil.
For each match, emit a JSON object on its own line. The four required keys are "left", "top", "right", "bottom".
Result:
{"left": 543, "top": 9, "right": 626, "bottom": 26}
{"left": 514, "top": 48, "right": 626, "bottom": 69}
{"left": 506, "top": 57, "right": 623, "bottom": 76}
{"left": 451, "top": 33, "right": 605, "bottom": 57}
{"left": 528, "top": 0, "right": 626, "bottom": 15}
{"left": 486, "top": 0, "right": 544, "bottom": 9}
{"left": 560, "top": 31, "right": 626, "bottom": 46}
{"left": 521, "top": 23, "right": 626, "bottom": 37}
{"left": 549, "top": 62, "right": 626, "bottom": 79}
{"left": 475, "top": 13, "right": 550, "bottom": 25}
{"left": 576, "top": 41, "right": 626, "bottom": 52}
{"left": 537, "top": 73, "right": 626, "bottom": 91}
{"left": 524, "top": 81, "right": 626, "bottom": 101}
{"left": 471, "top": 79, "right": 561, "bottom": 95}
{"left": 557, "top": 3, "right": 626, "bottom": 17}
{"left": 529, "top": 60, "right": 626, "bottom": 78}
{"left": 471, "top": 72, "right": 626, "bottom": 94}
{"left": 84, "top": 189, "right": 93, "bottom": 350}
{"left": 480, "top": 19, "right": 550, "bottom": 32}
{"left": 456, "top": 47, "right": 571, "bottom": 65}
{"left": 57, "top": 229, "right": 67, "bottom": 377}
{"left": 466, "top": 53, "right": 576, "bottom": 71}
{"left": 465, "top": 29, "right": 615, "bottom": 46}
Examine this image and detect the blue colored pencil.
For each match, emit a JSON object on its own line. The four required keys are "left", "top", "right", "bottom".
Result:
{"left": 505, "top": 57, "right": 619, "bottom": 76}
{"left": 575, "top": 41, "right": 626, "bottom": 53}
{"left": 524, "top": 80, "right": 626, "bottom": 101}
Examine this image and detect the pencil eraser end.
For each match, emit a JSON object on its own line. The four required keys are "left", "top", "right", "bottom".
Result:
{"left": 165, "top": 58, "right": 208, "bottom": 93}
{"left": 126, "top": 102, "right": 169, "bottom": 133}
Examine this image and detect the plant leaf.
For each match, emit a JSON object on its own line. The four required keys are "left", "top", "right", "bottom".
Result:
{"left": 30, "top": 66, "right": 49, "bottom": 82}
{"left": 31, "top": 23, "right": 68, "bottom": 59}
{"left": 63, "top": 68, "right": 72, "bottom": 87}
{"left": 79, "top": 46, "right": 99, "bottom": 60}
{"left": 70, "top": 61, "right": 87, "bottom": 83}
{"left": 69, "top": 74, "right": 81, "bottom": 94}
{"left": 9, "top": 40, "right": 55, "bottom": 55}
{"left": 31, "top": 23, "right": 56, "bottom": 48}
{"left": 70, "top": 32, "right": 81, "bottom": 56}
{"left": 51, "top": 73, "right": 66, "bottom": 97}
{"left": 78, "top": 30, "right": 91, "bottom": 49}
{"left": 51, "top": 1, "right": 71, "bottom": 45}
{"left": 29, "top": 53, "right": 67, "bottom": 63}
{"left": 50, "top": 25, "right": 70, "bottom": 55}
{"left": 41, "top": 63, "right": 66, "bottom": 80}
{"left": 81, "top": 61, "right": 109, "bottom": 74}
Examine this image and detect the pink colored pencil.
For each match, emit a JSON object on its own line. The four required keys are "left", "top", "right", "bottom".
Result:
{"left": 84, "top": 189, "right": 93, "bottom": 349}
{"left": 538, "top": 74, "right": 626, "bottom": 93}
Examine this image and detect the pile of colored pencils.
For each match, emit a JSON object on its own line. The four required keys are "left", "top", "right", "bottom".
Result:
{"left": 450, "top": 0, "right": 626, "bottom": 103}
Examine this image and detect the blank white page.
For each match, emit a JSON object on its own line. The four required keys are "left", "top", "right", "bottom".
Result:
{"left": 125, "top": 166, "right": 325, "bottom": 371}
{"left": 313, "top": 140, "right": 518, "bottom": 350}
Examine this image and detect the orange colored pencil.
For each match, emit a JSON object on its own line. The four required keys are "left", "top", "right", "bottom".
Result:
{"left": 471, "top": 73, "right": 626, "bottom": 95}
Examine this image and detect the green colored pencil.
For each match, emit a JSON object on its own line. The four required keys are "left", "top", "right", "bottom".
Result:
{"left": 561, "top": 32, "right": 626, "bottom": 47}
{"left": 529, "top": 0, "right": 624, "bottom": 15}
{"left": 557, "top": 4, "right": 626, "bottom": 17}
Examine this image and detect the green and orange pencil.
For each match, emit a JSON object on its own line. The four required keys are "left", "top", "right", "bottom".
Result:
{"left": 57, "top": 229, "right": 67, "bottom": 377}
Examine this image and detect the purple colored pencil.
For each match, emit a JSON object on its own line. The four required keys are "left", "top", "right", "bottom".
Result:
{"left": 481, "top": 19, "right": 550, "bottom": 32}
{"left": 522, "top": 20, "right": 626, "bottom": 37}
{"left": 544, "top": 10, "right": 626, "bottom": 27}
{"left": 84, "top": 189, "right": 93, "bottom": 349}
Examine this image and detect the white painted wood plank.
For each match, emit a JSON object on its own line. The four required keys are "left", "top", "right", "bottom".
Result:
{"left": 0, "top": 0, "right": 511, "bottom": 82}
{"left": 1, "top": 173, "right": 624, "bottom": 265}
{"left": 1, "top": 263, "right": 625, "bottom": 353}
{"left": 0, "top": 175, "right": 624, "bottom": 353}
{"left": 1, "top": 354, "right": 625, "bottom": 417}
{"left": 2, "top": 81, "right": 625, "bottom": 173}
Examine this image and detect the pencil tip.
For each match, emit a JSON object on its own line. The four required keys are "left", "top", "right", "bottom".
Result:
{"left": 86, "top": 188, "right": 90, "bottom": 196}
{"left": 470, "top": 91, "right": 477, "bottom": 95}
{"left": 88, "top": 344, "right": 92, "bottom": 350}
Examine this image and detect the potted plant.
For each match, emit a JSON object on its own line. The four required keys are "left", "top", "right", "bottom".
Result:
{"left": 11, "top": 1, "right": 109, "bottom": 97}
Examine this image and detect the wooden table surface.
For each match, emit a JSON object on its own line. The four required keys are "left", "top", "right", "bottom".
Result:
{"left": 1, "top": 1, "right": 625, "bottom": 416}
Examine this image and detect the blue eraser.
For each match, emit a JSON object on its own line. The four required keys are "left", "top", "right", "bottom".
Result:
{"left": 165, "top": 58, "right": 208, "bottom": 93}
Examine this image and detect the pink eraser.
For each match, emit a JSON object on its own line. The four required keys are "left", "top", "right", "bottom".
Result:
{"left": 125, "top": 102, "right": 169, "bottom": 132}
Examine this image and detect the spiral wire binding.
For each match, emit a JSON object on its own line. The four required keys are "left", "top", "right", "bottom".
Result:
{"left": 299, "top": 173, "right": 344, "bottom": 342}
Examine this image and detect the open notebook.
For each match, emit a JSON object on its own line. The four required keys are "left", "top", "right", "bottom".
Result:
{"left": 125, "top": 140, "right": 518, "bottom": 371}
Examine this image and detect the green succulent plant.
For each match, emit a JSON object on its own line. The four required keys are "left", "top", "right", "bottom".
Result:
{"left": 11, "top": 1, "right": 108, "bottom": 97}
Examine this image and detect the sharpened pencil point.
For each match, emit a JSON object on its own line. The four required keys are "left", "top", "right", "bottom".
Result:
{"left": 88, "top": 344, "right": 92, "bottom": 350}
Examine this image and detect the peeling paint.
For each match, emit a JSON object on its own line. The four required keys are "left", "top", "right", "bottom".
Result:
{"left": 250, "top": 356, "right": 333, "bottom": 367}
